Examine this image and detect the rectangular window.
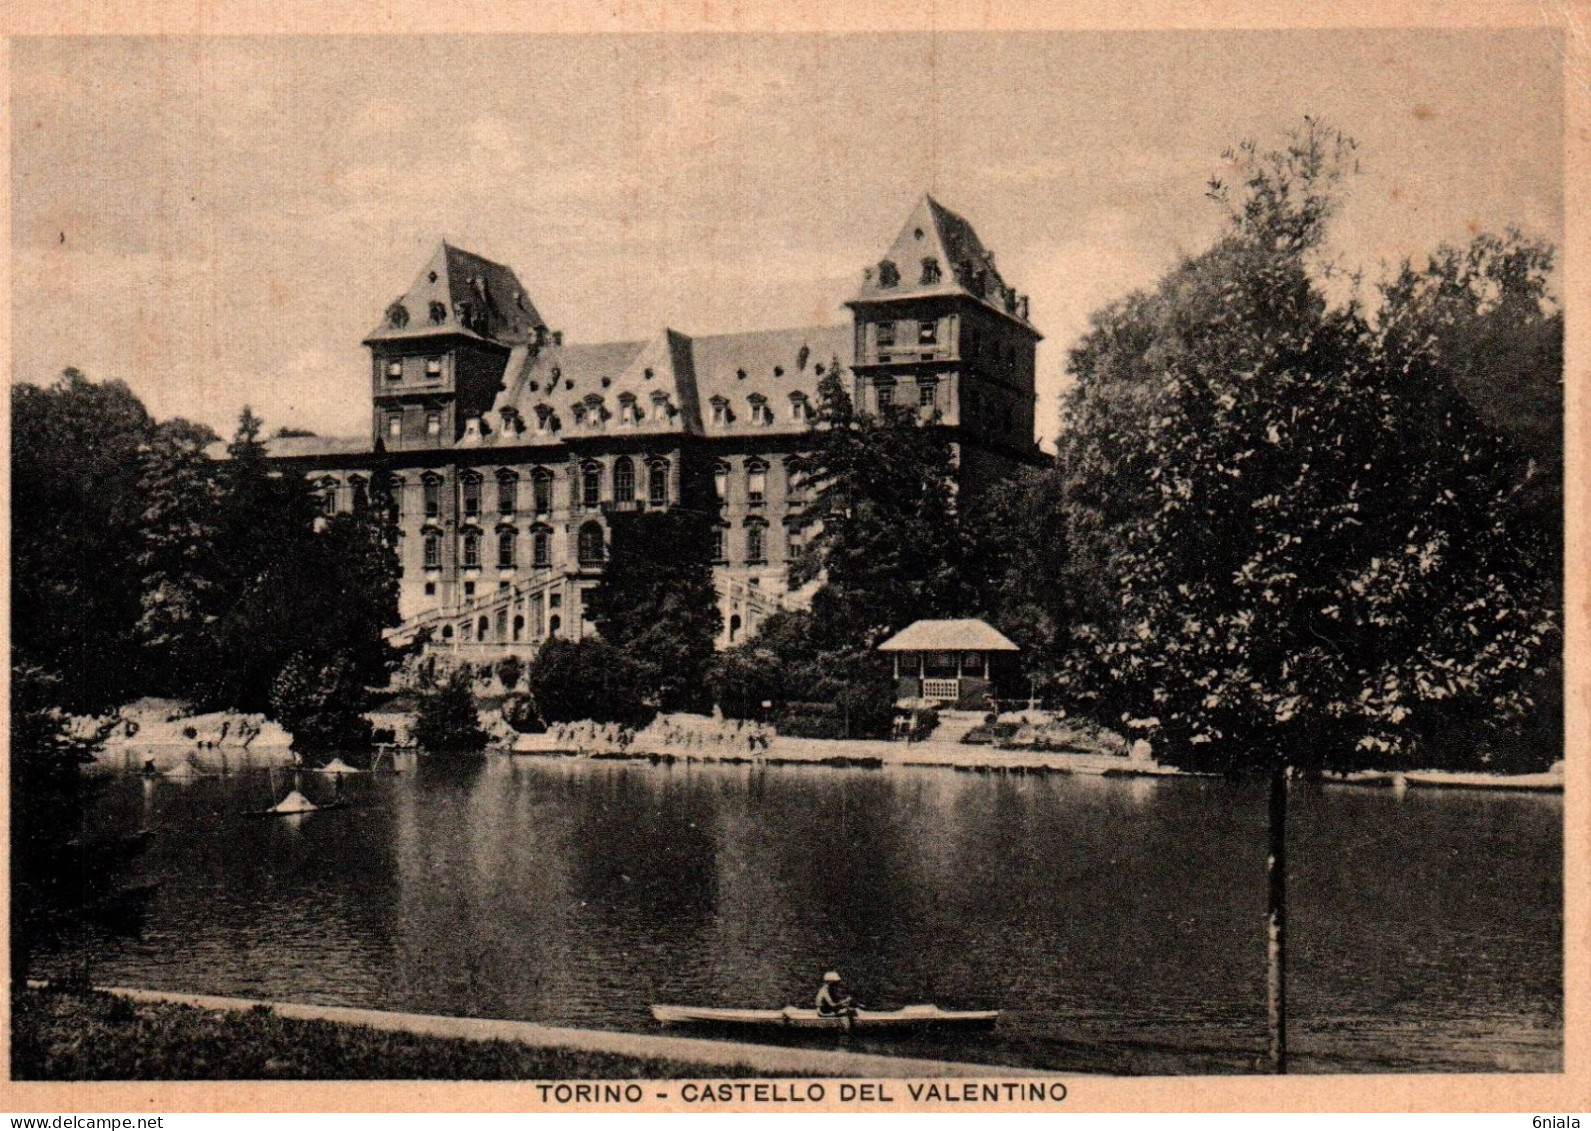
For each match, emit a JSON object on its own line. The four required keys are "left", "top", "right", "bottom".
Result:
{"left": 464, "top": 581, "right": 476, "bottom": 596}
{"left": 425, "top": 357, "right": 443, "bottom": 379}
{"left": 462, "top": 478, "right": 481, "bottom": 517}
{"left": 499, "top": 477, "right": 517, "bottom": 514}
{"left": 423, "top": 534, "right": 440, "bottom": 569}
{"left": 423, "top": 479, "right": 441, "bottom": 518}
{"left": 498, "top": 529, "right": 516, "bottom": 569}
{"left": 462, "top": 534, "right": 480, "bottom": 569}
{"left": 533, "top": 474, "right": 552, "bottom": 513}
{"left": 386, "top": 360, "right": 403, "bottom": 381}
{"left": 876, "top": 382, "right": 894, "bottom": 411}
{"left": 713, "top": 526, "right": 727, "bottom": 562}
{"left": 424, "top": 581, "right": 436, "bottom": 596}
{"left": 648, "top": 462, "right": 668, "bottom": 507}
{"left": 876, "top": 321, "right": 896, "bottom": 347}
{"left": 747, "top": 465, "right": 767, "bottom": 505}
{"left": 919, "top": 381, "right": 936, "bottom": 409}
{"left": 919, "top": 320, "right": 938, "bottom": 345}
{"left": 426, "top": 412, "right": 441, "bottom": 438}
{"left": 388, "top": 414, "right": 403, "bottom": 441}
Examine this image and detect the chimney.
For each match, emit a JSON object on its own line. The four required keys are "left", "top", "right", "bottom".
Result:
{"left": 552, "top": 330, "right": 563, "bottom": 347}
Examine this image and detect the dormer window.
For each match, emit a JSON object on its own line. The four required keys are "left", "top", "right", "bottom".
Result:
{"left": 533, "top": 404, "right": 554, "bottom": 433}
{"left": 618, "top": 393, "right": 639, "bottom": 426}
{"left": 650, "top": 390, "right": 671, "bottom": 418}
{"left": 582, "top": 394, "right": 604, "bottom": 429}
{"left": 385, "top": 360, "right": 403, "bottom": 381}
{"left": 878, "top": 259, "right": 900, "bottom": 288}
{"left": 921, "top": 257, "right": 942, "bottom": 284}
{"left": 748, "top": 394, "right": 772, "bottom": 427}
{"left": 425, "top": 357, "right": 443, "bottom": 379}
{"left": 789, "top": 392, "right": 809, "bottom": 422}
{"left": 710, "top": 396, "right": 730, "bottom": 426}
{"left": 429, "top": 301, "right": 447, "bottom": 324}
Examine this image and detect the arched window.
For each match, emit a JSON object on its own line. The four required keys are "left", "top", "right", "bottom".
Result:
{"left": 745, "top": 520, "right": 767, "bottom": 564}
{"left": 478, "top": 615, "right": 490, "bottom": 641}
{"left": 549, "top": 614, "right": 562, "bottom": 637}
{"left": 423, "top": 532, "right": 441, "bottom": 569}
{"left": 613, "top": 456, "right": 635, "bottom": 504}
{"left": 581, "top": 462, "right": 602, "bottom": 509}
{"left": 461, "top": 472, "right": 482, "bottom": 518}
{"left": 713, "top": 462, "right": 729, "bottom": 504}
{"left": 497, "top": 470, "right": 518, "bottom": 515}
{"left": 512, "top": 614, "right": 524, "bottom": 642}
{"left": 647, "top": 458, "right": 669, "bottom": 506}
{"left": 441, "top": 624, "right": 454, "bottom": 642}
{"left": 578, "top": 521, "right": 605, "bottom": 566}
{"left": 532, "top": 467, "right": 553, "bottom": 513}
{"left": 745, "top": 460, "right": 768, "bottom": 505}
{"left": 729, "top": 614, "right": 742, "bottom": 643}
{"left": 462, "top": 531, "right": 480, "bottom": 569}
{"left": 531, "top": 525, "right": 552, "bottom": 568}
{"left": 422, "top": 474, "right": 442, "bottom": 518}
{"left": 498, "top": 528, "right": 517, "bottom": 569}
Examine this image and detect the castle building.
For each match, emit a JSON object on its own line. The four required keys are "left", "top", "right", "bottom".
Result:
{"left": 264, "top": 195, "right": 1041, "bottom": 659}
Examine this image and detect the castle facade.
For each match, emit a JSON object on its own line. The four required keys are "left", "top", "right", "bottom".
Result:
{"left": 265, "top": 195, "right": 1041, "bottom": 658}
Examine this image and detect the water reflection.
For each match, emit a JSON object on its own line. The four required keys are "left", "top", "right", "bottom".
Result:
{"left": 49, "top": 758, "right": 1562, "bottom": 1075}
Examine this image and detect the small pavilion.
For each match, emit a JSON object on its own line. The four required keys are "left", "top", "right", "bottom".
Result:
{"left": 878, "top": 619, "right": 1021, "bottom": 709}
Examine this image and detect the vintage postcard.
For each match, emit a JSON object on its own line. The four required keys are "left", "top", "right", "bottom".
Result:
{"left": 3, "top": 0, "right": 1587, "bottom": 1115}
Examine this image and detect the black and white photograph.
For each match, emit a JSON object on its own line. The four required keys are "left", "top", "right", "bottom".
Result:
{"left": 6, "top": 11, "right": 1579, "bottom": 1110}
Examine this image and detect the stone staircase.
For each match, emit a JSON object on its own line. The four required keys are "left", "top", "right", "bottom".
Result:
{"left": 927, "top": 709, "right": 991, "bottom": 745}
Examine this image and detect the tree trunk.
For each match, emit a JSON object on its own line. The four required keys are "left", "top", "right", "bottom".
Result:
{"left": 1266, "top": 759, "right": 1288, "bottom": 1074}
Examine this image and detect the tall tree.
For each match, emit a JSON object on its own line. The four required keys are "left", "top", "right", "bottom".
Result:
{"left": 11, "top": 370, "right": 156, "bottom": 710}
{"left": 588, "top": 507, "right": 721, "bottom": 713}
{"left": 1055, "top": 119, "right": 1559, "bottom": 1070}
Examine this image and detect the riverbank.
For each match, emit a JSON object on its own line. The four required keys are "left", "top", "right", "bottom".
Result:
{"left": 13, "top": 986, "right": 1036, "bottom": 1080}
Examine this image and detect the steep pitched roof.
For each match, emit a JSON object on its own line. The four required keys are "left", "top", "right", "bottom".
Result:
{"left": 690, "top": 324, "right": 852, "bottom": 438}
{"left": 487, "top": 335, "right": 680, "bottom": 444}
{"left": 365, "top": 243, "right": 545, "bottom": 346}
{"left": 851, "top": 194, "right": 1035, "bottom": 329}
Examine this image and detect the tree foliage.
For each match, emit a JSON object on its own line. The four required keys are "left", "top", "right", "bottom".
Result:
{"left": 587, "top": 508, "right": 721, "bottom": 712}
{"left": 1053, "top": 119, "right": 1558, "bottom": 772}
{"left": 410, "top": 670, "right": 489, "bottom": 756}
{"left": 525, "top": 637, "right": 655, "bottom": 728}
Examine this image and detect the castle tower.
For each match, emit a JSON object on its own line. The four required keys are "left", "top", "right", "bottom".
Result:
{"left": 846, "top": 194, "right": 1043, "bottom": 493}
{"left": 364, "top": 242, "right": 547, "bottom": 451}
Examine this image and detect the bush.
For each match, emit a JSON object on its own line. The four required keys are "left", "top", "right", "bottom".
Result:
{"left": 772, "top": 701, "right": 848, "bottom": 740}
{"left": 907, "top": 706, "right": 940, "bottom": 739}
{"left": 526, "top": 637, "right": 654, "bottom": 728}
{"left": 501, "top": 693, "right": 545, "bottom": 734}
{"left": 410, "top": 671, "right": 488, "bottom": 756}
{"left": 496, "top": 656, "right": 524, "bottom": 691}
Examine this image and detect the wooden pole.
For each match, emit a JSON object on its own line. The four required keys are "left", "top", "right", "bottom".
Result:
{"left": 1266, "top": 759, "right": 1288, "bottom": 1074}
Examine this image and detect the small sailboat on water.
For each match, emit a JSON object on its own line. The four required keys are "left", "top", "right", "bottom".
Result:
{"left": 246, "top": 765, "right": 351, "bottom": 818}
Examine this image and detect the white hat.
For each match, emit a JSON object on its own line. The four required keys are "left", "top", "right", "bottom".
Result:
{"left": 823, "top": 971, "right": 842, "bottom": 982}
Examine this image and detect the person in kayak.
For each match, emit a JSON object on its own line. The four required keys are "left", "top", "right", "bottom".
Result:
{"left": 815, "top": 971, "right": 856, "bottom": 1017}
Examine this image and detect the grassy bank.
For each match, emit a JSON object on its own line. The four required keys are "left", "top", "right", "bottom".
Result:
{"left": 11, "top": 989, "right": 770, "bottom": 1080}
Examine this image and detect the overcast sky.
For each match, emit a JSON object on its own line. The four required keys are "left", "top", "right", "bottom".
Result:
{"left": 11, "top": 30, "right": 1563, "bottom": 447}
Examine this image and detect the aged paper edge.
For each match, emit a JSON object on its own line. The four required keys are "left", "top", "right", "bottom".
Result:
{"left": 0, "top": 0, "right": 1585, "bottom": 1114}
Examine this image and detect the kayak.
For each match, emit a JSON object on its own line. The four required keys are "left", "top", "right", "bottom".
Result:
{"left": 651, "top": 1004, "right": 998, "bottom": 1031}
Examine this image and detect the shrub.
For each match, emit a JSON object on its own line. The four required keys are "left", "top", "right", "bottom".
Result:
{"left": 496, "top": 656, "right": 525, "bottom": 691}
{"left": 526, "top": 637, "right": 654, "bottom": 728}
{"left": 410, "top": 671, "right": 488, "bottom": 756}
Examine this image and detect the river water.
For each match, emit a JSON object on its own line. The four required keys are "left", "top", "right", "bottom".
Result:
{"left": 55, "top": 755, "right": 1561, "bottom": 1074}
